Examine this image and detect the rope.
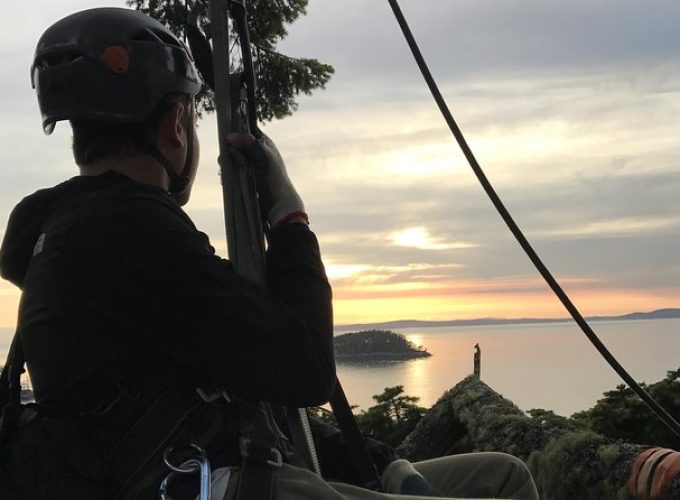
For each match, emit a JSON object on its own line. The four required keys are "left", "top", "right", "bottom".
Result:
{"left": 387, "top": 0, "right": 680, "bottom": 439}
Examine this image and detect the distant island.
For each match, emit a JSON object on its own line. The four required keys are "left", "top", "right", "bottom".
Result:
{"left": 336, "top": 307, "right": 680, "bottom": 332}
{"left": 334, "top": 330, "right": 432, "bottom": 361}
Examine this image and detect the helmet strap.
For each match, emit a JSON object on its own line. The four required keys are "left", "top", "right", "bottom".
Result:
{"left": 146, "top": 106, "right": 195, "bottom": 201}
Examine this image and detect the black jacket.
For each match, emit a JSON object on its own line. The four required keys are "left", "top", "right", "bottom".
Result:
{"left": 0, "top": 171, "right": 335, "bottom": 418}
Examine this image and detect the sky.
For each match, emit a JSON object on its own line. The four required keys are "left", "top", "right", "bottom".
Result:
{"left": 1, "top": 0, "right": 680, "bottom": 328}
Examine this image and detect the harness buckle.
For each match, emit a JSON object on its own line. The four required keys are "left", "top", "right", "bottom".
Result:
{"left": 196, "top": 386, "right": 232, "bottom": 403}
{"left": 239, "top": 437, "right": 283, "bottom": 468}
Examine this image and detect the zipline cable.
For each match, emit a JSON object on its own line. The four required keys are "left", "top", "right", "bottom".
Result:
{"left": 387, "top": 0, "right": 680, "bottom": 438}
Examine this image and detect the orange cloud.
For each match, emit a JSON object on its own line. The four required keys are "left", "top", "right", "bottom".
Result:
{"left": 330, "top": 268, "right": 680, "bottom": 324}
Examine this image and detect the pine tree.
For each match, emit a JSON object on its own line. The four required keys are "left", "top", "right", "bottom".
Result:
{"left": 356, "top": 385, "right": 427, "bottom": 447}
{"left": 128, "top": 0, "right": 334, "bottom": 121}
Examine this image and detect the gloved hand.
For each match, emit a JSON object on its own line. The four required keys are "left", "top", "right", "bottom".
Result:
{"left": 227, "top": 132, "right": 307, "bottom": 229}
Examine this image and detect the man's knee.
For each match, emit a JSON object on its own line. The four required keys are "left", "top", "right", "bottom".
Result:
{"left": 490, "top": 452, "right": 530, "bottom": 475}
{"left": 413, "top": 452, "right": 538, "bottom": 500}
{"left": 486, "top": 453, "right": 538, "bottom": 500}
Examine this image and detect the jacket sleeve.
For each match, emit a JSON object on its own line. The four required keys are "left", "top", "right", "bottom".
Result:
{"left": 100, "top": 195, "right": 335, "bottom": 407}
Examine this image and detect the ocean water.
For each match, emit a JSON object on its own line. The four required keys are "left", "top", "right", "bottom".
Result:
{"left": 0, "top": 328, "right": 13, "bottom": 363}
{"left": 3, "top": 318, "right": 678, "bottom": 417}
{"left": 336, "top": 318, "right": 680, "bottom": 416}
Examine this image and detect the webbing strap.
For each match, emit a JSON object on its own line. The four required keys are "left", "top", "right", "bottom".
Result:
{"left": 0, "top": 331, "right": 22, "bottom": 407}
{"left": 330, "top": 380, "right": 381, "bottom": 490}
{"left": 109, "top": 384, "right": 203, "bottom": 496}
{"left": 235, "top": 402, "right": 282, "bottom": 500}
{"left": 236, "top": 438, "right": 279, "bottom": 500}
{"left": 0, "top": 330, "right": 25, "bottom": 445}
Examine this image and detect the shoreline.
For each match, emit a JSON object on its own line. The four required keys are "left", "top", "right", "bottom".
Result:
{"left": 335, "top": 351, "right": 431, "bottom": 362}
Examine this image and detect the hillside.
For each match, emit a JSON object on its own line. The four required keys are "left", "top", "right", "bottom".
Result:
{"left": 336, "top": 308, "right": 680, "bottom": 332}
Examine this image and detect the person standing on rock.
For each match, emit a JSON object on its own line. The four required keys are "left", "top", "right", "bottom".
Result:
{"left": 0, "top": 7, "right": 538, "bottom": 500}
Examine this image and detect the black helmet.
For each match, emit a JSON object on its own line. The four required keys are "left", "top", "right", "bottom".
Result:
{"left": 32, "top": 7, "right": 202, "bottom": 134}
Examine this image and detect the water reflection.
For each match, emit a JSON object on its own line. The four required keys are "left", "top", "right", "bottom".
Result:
{"left": 336, "top": 319, "right": 680, "bottom": 416}
{"left": 335, "top": 331, "right": 476, "bottom": 410}
{"left": 407, "top": 334, "right": 424, "bottom": 351}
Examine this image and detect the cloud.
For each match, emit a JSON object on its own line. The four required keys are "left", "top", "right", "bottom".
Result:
{"left": 279, "top": 0, "right": 680, "bottom": 100}
{"left": 324, "top": 262, "right": 371, "bottom": 281}
{"left": 539, "top": 216, "right": 680, "bottom": 239}
{"left": 329, "top": 262, "right": 464, "bottom": 288}
{"left": 2, "top": 0, "right": 680, "bottom": 325}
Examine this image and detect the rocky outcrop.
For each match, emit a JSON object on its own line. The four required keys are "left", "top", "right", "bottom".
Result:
{"left": 396, "top": 376, "right": 680, "bottom": 499}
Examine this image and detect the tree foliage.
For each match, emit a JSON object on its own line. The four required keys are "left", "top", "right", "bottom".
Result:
{"left": 127, "top": 0, "right": 334, "bottom": 121}
{"left": 334, "top": 330, "right": 428, "bottom": 356}
{"left": 569, "top": 368, "right": 680, "bottom": 449}
{"left": 355, "top": 385, "right": 427, "bottom": 447}
{"left": 527, "top": 408, "right": 582, "bottom": 432}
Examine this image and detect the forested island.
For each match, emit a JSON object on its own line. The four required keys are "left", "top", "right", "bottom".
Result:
{"left": 334, "top": 329, "right": 431, "bottom": 361}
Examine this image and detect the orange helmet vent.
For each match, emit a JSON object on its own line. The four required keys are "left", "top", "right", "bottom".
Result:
{"left": 103, "top": 46, "right": 130, "bottom": 74}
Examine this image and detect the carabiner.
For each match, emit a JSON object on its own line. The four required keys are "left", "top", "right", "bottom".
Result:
{"left": 159, "top": 444, "right": 212, "bottom": 500}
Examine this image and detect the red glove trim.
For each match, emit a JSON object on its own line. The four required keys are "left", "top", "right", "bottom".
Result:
{"left": 271, "top": 211, "right": 309, "bottom": 230}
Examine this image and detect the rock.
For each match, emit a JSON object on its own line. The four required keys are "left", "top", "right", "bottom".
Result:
{"left": 397, "top": 375, "right": 648, "bottom": 499}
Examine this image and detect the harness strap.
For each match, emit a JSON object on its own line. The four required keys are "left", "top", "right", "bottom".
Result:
{"left": 236, "top": 438, "right": 279, "bottom": 500}
{"left": 330, "top": 381, "right": 381, "bottom": 490}
{"left": 109, "top": 383, "right": 204, "bottom": 497}
{"left": 145, "top": 98, "right": 196, "bottom": 200}
{"left": 0, "top": 330, "right": 25, "bottom": 445}
{"left": 235, "top": 402, "right": 284, "bottom": 500}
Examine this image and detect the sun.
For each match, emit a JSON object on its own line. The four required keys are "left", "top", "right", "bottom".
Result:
{"left": 390, "top": 227, "right": 476, "bottom": 251}
{"left": 392, "top": 227, "right": 430, "bottom": 248}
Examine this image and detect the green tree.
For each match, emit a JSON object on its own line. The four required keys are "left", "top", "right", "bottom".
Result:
{"left": 356, "top": 385, "right": 427, "bottom": 447}
{"left": 128, "top": 0, "right": 334, "bottom": 121}
{"left": 307, "top": 404, "right": 360, "bottom": 427}
{"left": 527, "top": 408, "right": 581, "bottom": 431}
{"left": 570, "top": 368, "right": 680, "bottom": 449}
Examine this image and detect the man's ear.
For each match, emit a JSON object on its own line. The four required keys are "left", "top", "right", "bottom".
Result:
{"left": 157, "top": 101, "right": 187, "bottom": 149}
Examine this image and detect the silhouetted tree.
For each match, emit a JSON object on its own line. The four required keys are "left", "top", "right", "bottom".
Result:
{"left": 128, "top": 0, "right": 334, "bottom": 120}
{"left": 356, "top": 385, "right": 427, "bottom": 447}
{"left": 570, "top": 368, "right": 680, "bottom": 449}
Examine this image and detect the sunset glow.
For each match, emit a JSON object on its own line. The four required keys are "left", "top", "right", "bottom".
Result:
{"left": 1, "top": 0, "right": 679, "bottom": 332}
{"left": 390, "top": 227, "right": 477, "bottom": 251}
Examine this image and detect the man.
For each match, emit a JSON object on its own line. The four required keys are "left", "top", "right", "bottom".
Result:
{"left": 1, "top": 6, "right": 333, "bottom": 497}
{"left": 0, "top": 7, "right": 538, "bottom": 500}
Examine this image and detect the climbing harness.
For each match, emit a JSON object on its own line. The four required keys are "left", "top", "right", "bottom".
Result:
{"left": 386, "top": 0, "right": 680, "bottom": 439}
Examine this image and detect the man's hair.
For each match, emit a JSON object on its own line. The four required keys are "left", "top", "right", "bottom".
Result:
{"left": 71, "top": 93, "right": 193, "bottom": 166}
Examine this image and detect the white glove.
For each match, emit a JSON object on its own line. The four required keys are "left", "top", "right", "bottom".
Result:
{"left": 227, "top": 132, "right": 307, "bottom": 228}
{"left": 253, "top": 134, "right": 307, "bottom": 228}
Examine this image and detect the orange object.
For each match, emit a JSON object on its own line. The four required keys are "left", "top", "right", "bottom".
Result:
{"left": 650, "top": 451, "right": 680, "bottom": 500}
{"left": 629, "top": 447, "right": 680, "bottom": 499}
{"left": 103, "top": 46, "right": 130, "bottom": 73}
{"left": 629, "top": 448, "right": 662, "bottom": 498}
{"left": 638, "top": 449, "right": 674, "bottom": 498}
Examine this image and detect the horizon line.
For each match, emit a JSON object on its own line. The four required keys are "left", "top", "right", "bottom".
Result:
{"left": 335, "top": 307, "right": 680, "bottom": 330}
